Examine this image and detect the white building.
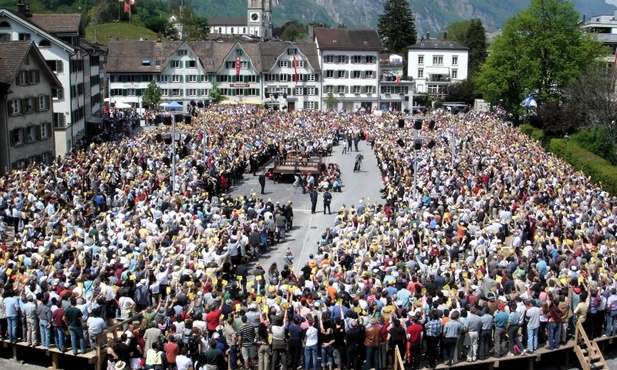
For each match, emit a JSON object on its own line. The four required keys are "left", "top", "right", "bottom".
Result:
{"left": 581, "top": 11, "right": 617, "bottom": 62}
{"left": 209, "top": 0, "right": 273, "bottom": 39}
{"left": 0, "top": 1, "right": 105, "bottom": 157}
{"left": 312, "top": 27, "right": 382, "bottom": 112}
{"left": 379, "top": 53, "right": 414, "bottom": 112}
{"left": 408, "top": 38, "right": 469, "bottom": 99}
{"left": 106, "top": 38, "right": 321, "bottom": 111}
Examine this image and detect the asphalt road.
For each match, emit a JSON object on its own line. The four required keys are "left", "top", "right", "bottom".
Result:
{"left": 233, "top": 139, "right": 384, "bottom": 278}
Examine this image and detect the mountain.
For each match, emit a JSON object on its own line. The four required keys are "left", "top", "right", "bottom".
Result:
{"left": 193, "top": 0, "right": 617, "bottom": 33}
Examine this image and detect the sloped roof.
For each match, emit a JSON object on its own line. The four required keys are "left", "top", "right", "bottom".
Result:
{"left": 0, "top": 41, "right": 30, "bottom": 86}
{"left": 296, "top": 43, "right": 321, "bottom": 72}
{"left": 106, "top": 40, "right": 183, "bottom": 73}
{"left": 409, "top": 39, "right": 468, "bottom": 51}
{"left": 313, "top": 27, "right": 382, "bottom": 51}
{"left": 28, "top": 13, "right": 83, "bottom": 35}
{"left": 209, "top": 18, "right": 246, "bottom": 27}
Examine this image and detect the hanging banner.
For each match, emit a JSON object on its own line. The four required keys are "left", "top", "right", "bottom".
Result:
{"left": 236, "top": 57, "right": 241, "bottom": 77}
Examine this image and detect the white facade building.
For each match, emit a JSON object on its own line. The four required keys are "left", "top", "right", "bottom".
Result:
{"left": 209, "top": 0, "right": 273, "bottom": 39}
{"left": 408, "top": 39, "right": 468, "bottom": 99}
{"left": 106, "top": 38, "right": 321, "bottom": 111}
{"left": 313, "top": 27, "right": 382, "bottom": 112}
{"left": 0, "top": 2, "right": 105, "bottom": 157}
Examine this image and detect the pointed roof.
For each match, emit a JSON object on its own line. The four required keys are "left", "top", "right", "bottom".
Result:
{"left": 105, "top": 40, "right": 184, "bottom": 73}
{"left": 28, "top": 13, "right": 83, "bottom": 35}
{"left": 409, "top": 39, "right": 468, "bottom": 51}
{"left": 0, "top": 40, "right": 61, "bottom": 93}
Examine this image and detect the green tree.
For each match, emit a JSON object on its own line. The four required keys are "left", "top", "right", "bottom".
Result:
{"left": 173, "top": 6, "right": 209, "bottom": 41}
{"left": 144, "top": 17, "right": 170, "bottom": 33}
{"left": 324, "top": 92, "right": 338, "bottom": 110}
{"left": 209, "top": 83, "right": 224, "bottom": 104}
{"left": 377, "top": 0, "right": 417, "bottom": 55}
{"left": 465, "top": 19, "right": 487, "bottom": 74}
{"left": 444, "top": 19, "right": 472, "bottom": 44}
{"left": 478, "top": 0, "right": 604, "bottom": 118}
{"left": 276, "top": 21, "right": 306, "bottom": 41}
{"left": 142, "top": 80, "right": 162, "bottom": 110}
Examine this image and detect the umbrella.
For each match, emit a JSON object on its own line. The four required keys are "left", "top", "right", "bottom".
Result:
{"left": 164, "top": 101, "right": 183, "bottom": 111}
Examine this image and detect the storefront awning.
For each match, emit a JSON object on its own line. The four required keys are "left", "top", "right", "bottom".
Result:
{"left": 426, "top": 66, "right": 450, "bottom": 75}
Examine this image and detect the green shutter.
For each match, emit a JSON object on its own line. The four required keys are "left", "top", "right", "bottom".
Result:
{"left": 122, "top": 89, "right": 127, "bottom": 96}
{"left": 9, "top": 129, "right": 15, "bottom": 146}
{"left": 46, "top": 95, "right": 51, "bottom": 110}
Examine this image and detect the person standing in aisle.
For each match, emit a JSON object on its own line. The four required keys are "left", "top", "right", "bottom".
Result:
{"left": 258, "top": 170, "right": 266, "bottom": 195}
{"left": 323, "top": 190, "right": 332, "bottom": 215}
{"left": 310, "top": 189, "right": 318, "bottom": 214}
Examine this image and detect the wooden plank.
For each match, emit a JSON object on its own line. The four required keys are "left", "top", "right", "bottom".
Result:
{"left": 51, "top": 352, "right": 59, "bottom": 370}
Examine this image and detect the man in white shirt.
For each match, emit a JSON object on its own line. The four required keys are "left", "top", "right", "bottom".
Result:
{"left": 175, "top": 347, "right": 193, "bottom": 370}
{"left": 525, "top": 300, "right": 541, "bottom": 353}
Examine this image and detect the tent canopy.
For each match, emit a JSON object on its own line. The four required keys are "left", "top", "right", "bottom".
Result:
{"left": 164, "top": 101, "right": 183, "bottom": 111}
{"left": 114, "top": 102, "right": 131, "bottom": 109}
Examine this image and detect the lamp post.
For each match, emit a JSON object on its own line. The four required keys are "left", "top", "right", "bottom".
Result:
{"left": 564, "top": 133, "right": 569, "bottom": 156}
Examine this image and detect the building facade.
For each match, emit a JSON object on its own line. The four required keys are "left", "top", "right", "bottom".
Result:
{"left": 408, "top": 39, "right": 469, "bottom": 99}
{"left": 0, "top": 41, "right": 60, "bottom": 171}
{"left": 209, "top": 0, "right": 273, "bottom": 38}
{"left": 0, "top": 1, "right": 105, "bottom": 157}
{"left": 312, "top": 27, "right": 382, "bottom": 112}
{"left": 106, "top": 38, "right": 321, "bottom": 111}
{"left": 379, "top": 53, "right": 414, "bottom": 112}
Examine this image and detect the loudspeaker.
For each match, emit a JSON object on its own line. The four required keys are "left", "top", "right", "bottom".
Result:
{"left": 197, "top": 101, "right": 204, "bottom": 108}
{"left": 273, "top": 93, "right": 279, "bottom": 99}
{"left": 184, "top": 134, "right": 192, "bottom": 144}
{"left": 397, "top": 138, "right": 405, "bottom": 147}
{"left": 184, "top": 115, "right": 191, "bottom": 125}
{"left": 265, "top": 92, "right": 271, "bottom": 99}
{"left": 164, "top": 134, "right": 172, "bottom": 145}
{"left": 190, "top": 100, "right": 196, "bottom": 106}
{"left": 203, "top": 99, "right": 210, "bottom": 107}
{"left": 414, "top": 119, "right": 422, "bottom": 130}
{"left": 155, "top": 134, "right": 163, "bottom": 143}
{"left": 428, "top": 120, "right": 436, "bottom": 130}
{"left": 283, "top": 93, "right": 288, "bottom": 99}
{"left": 163, "top": 116, "right": 172, "bottom": 126}
{"left": 414, "top": 139, "right": 422, "bottom": 150}
{"left": 398, "top": 119, "right": 405, "bottom": 129}
{"left": 155, "top": 115, "right": 162, "bottom": 124}
{"left": 404, "top": 109, "right": 410, "bottom": 114}
{"left": 427, "top": 140, "right": 436, "bottom": 149}
{"left": 174, "top": 114, "right": 183, "bottom": 123}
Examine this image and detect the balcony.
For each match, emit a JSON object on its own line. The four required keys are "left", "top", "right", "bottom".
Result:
{"left": 380, "top": 73, "right": 414, "bottom": 84}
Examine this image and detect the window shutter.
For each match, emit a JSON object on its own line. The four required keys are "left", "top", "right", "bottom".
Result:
{"left": 7, "top": 100, "right": 12, "bottom": 116}
{"left": 46, "top": 95, "right": 51, "bottom": 109}
{"left": 57, "top": 61, "right": 63, "bottom": 73}
{"left": 314, "top": 88, "right": 319, "bottom": 95}
{"left": 37, "top": 125, "right": 42, "bottom": 140}
{"left": 58, "top": 89, "right": 64, "bottom": 100}
{"left": 9, "top": 130, "right": 15, "bottom": 146}
{"left": 21, "top": 98, "right": 26, "bottom": 113}
{"left": 303, "top": 88, "right": 307, "bottom": 96}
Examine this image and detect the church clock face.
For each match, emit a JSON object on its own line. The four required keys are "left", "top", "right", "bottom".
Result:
{"left": 251, "top": 13, "right": 259, "bottom": 21}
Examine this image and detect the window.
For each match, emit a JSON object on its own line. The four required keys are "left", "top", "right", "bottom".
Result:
{"left": 382, "top": 86, "right": 391, "bottom": 94}
{"left": 325, "top": 85, "right": 334, "bottom": 93}
{"left": 418, "top": 55, "right": 424, "bottom": 65}
{"left": 278, "top": 60, "right": 288, "bottom": 68}
{"left": 53, "top": 113, "right": 66, "bottom": 128}
{"left": 451, "top": 70, "right": 458, "bottom": 79}
{"left": 365, "top": 56, "right": 376, "bottom": 63}
{"left": 352, "top": 71, "right": 361, "bottom": 79}
{"left": 172, "top": 89, "right": 182, "bottom": 96}
{"left": 0, "top": 21, "right": 9, "bottom": 28}
{"left": 178, "top": 50, "right": 187, "bottom": 56}
{"left": 307, "top": 87, "right": 316, "bottom": 95}
{"left": 9, "top": 99, "right": 21, "bottom": 116}
{"left": 12, "top": 128, "right": 24, "bottom": 146}
{"left": 337, "top": 55, "right": 348, "bottom": 64}
{"left": 365, "top": 86, "right": 374, "bottom": 94}
{"left": 24, "top": 97, "right": 34, "bottom": 113}
{"left": 141, "top": 60, "right": 151, "bottom": 66}
{"left": 280, "top": 74, "right": 290, "bottom": 82}
{"left": 172, "top": 75, "right": 182, "bottom": 82}
{"left": 126, "top": 89, "right": 135, "bottom": 96}
{"left": 26, "top": 126, "right": 37, "bottom": 143}
{"left": 418, "top": 69, "right": 424, "bottom": 78}
{"left": 304, "top": 101, "right": 316, "bottom": 110}
{"left": 337, "top": 70, "right": 346, "bottom": 78}
{"left": 230, "top": 28, "right": 234, "bottom": 34}
{"left": 364, "top": 70, "right": 374, "bottom": 79}
{"left": 324, "top": 55, "right": 335, "bottom": 63}
{"left": 432, "top": 55, "right": 443, "bottom": 65}
{"left": 52, "top": 88, "right": 64, "bottom": 100}
{"left": 235, "top": 49, "right": 243, "bottom": 57}
{"left": 171, "top": 60, "right": 181, "bottom": 68}
{"left": 17, "top": 71, "right": 28, "bottom": 85}
{"left": 296, "top": 60, "right": 304, "bottom": 68}
{"left": 187, "top": 75, "right": 198, "bottom": 82}
{"left": 187, "top": 60, "right": 196, "bottom": 68}
{"left": 18, "top": 33, "right": 30, "bottom": 41}
{"left": 352, "top": 55, "right": 362, "bottom": 64}
{"left": 158, "top": 75, "right": 169, "bottom": 82}
{"left": 29, "top": 70, "right": 40, "bottom": 84}
{"left": 353, "top": 86, "right": 362, "bottom": 94}
{"left": 161, "top": 89, "right": 169, "bottom": 96}
{"left": 337, "top": 85, "right": 346, "bottom": 94}
{"left": 200, "top": 75, "right": 208, "bottom": 82}
{"left": 287, "top": 48, "right": 297, "bottom": 55}
{"left": 452, "top": 56, "right": 458, "bottom": 66}
{"left": 46, "top": 60, "right": 63, "bottom": 73}
{"left": 187, "top": 89, "right": 198, "bottom": 96}
{"left": 307, "top": 74, "right": 316, "bottom": 81}
{"left": 40, "top": 122, "right": 51, "bottom": 139}
{"left": 38, "top": 95, "right": 50, "bottom": 111}
{"left": 325, "top": 70, "right": 334, "bottom": 78}
{"left": 295, "top": 87, "right": 303, "bottom": 96}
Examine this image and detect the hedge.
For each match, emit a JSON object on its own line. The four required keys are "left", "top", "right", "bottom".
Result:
{"left": 519, "top": 125, "right": 617, "bottom": 195}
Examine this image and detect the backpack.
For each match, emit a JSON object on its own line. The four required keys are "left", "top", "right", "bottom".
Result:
{"left": 188, "top": 335, "right": 200, "bottom": 356}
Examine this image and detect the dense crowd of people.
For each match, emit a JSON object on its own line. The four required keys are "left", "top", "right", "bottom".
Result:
{"left": 0, "top": 105, "right": 617, "bottom": 370}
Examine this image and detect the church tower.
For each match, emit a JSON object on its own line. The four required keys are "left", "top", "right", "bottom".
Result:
{"left": 247, "top": 0, "right": 272, "bottom": 39}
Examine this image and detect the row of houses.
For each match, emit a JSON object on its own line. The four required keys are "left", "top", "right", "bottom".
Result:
{"left": 0, "top": 0, "right": 471, "bottom": 172}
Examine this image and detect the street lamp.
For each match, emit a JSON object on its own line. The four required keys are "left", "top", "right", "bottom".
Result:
{"left": 564, "top": 133, "right": 569, "bottom": 155}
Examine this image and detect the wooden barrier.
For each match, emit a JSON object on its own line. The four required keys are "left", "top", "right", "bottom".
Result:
{"left": 94, "top": 312, "right": 144, "bottom": 370}
{"left": 394, "top": 345, "right": 405, "bottom": 370}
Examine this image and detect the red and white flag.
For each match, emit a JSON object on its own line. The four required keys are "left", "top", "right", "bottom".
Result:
{"left": 292, "top": 54, "right": 298, "bottom": 84}
{"left": 235, "top": 57, "right": 241, "bottom": 77}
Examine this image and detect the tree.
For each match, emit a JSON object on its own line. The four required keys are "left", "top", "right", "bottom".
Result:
{"left": 276, "top": 21, "right": 306, "bottom": 42}
{"left": 478, "top": 0, "right": 604, "bottom": 118}
{"left": 142, "top": 80, "right": 162, "bottom": 110}
{"left": 209, "top": 83, "right": 224, "bottom": 104}
{"left": 445, "top": 19, "right": 472, "bottom": 44}
{"left": 378, "top": 0, "right": 417, "bottom": 55}
{"left": 173, "top": 6, "right": 209, "bottom": 41}
{"left": 144, "top": 17, "right": 170, "bottom": 34}
{"left": 465, "top": 19, "right": 487, "bottom": 74}
{"left": 324, "top": 92, "right": 338, "bottom": 110}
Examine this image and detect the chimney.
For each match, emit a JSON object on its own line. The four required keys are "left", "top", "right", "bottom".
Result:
{"left": 444, "top": 31, "right": 447, "bottom": 40}
{"left": 426, "top": 32, "right": 430, "bottom": 40}
{"left": 17, "top": 0, "right": 26, "bottom": 16}
{"left": 24, "top": 2, "right": 32, "bottom": 17}
{"left": 157, "top": 32, "right": 162, "bottom": 42}
{"left": 308, "top": 24, "right": 314, "bottom": 41}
